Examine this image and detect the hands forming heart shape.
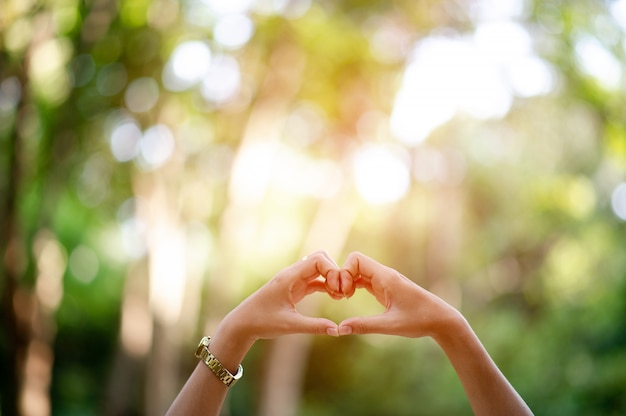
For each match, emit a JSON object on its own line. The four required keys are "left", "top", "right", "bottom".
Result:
{"left": 222, "top": 250, "right": 464, "bottom": 343}
{"left": 168, "top": 250, "right": 534, "bottom": 416}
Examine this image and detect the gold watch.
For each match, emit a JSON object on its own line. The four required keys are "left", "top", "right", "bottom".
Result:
{"left": 195, "top": 336, "right": 243, "bottom": 387}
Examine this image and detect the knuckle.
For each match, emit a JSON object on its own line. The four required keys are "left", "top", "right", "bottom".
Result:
{"left": 346, "top": 251, "right": 361, "bottom": 260}
{"left": 349, "top": 320, "right": 366, "bottom": 334}
{"left": 306, "top": 250, "right": 325, "bottom": 262}
{"left": 311, "top": 249, "right": 327, "bottom": 257}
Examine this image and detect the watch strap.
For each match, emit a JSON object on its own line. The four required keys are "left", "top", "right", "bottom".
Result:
{"left": 195, "top": 336, "right": 243, "bottom": 387}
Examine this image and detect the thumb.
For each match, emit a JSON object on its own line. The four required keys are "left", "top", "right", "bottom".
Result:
{"left": 338, "top": 314, "right": 393, "bottom": 336}
{"left": 288, "top": 313, "right": 339, "bottom": 337}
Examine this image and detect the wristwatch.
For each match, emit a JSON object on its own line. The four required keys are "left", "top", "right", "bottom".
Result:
{"left": 195, "top": 336, "right": 244, "bottom": 387}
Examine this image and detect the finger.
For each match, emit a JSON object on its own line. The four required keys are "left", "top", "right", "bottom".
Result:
{"left": 317, "top": 249, "right": 339, "bottom": 268}
{"left": 285, "top": 311, "right": 339, "bottom": 336}
{"left": 305, "top": 278, "right": 327, "bottom": 294}
{"left": 354, "top": 277, "right": 369, "bottom": 289}
{"left": 303, "top": 249, "right": 338, "bottom": 270}
{"left": 339, "top": 269, "right": 355, "bottom": 298}
{"left": 353, "top": 277, "right": 389, "bottom": 307}
{"left": 306, "top": 278, "right": 342, "bottom": 299}
{"left": 342, "top": 251, "right": 381, "bottom": 282}
{"left": 342, "top": 252, "right": 396, "bottom": 294}
{"left": 338, "top": 314, "right": 398, "bottom": 336}
{"left": 285, "top": 253, "right": 340, "bottom": 305}
{"left": 326, "top": 291, "right": 345, "bottom": 300}
{"left": 325, "top": 269, "right": 341, "bottom": 296}
{"left": 342, "top": 257, "right": 390, "bottom": 306}
{"left": 299, "top": 250, "right": 340, "bottom": 282}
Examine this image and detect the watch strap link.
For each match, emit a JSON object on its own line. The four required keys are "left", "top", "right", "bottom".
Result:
{"left": 195, "top": 336, "right": 243, "bottom": 387}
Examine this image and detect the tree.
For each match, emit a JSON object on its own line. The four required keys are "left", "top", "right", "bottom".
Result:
{"left": 2, "top": 0, "right": 626, "bottom": 414}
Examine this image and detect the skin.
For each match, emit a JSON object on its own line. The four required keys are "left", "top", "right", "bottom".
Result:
{"left": 166, "top": 250, "right": 341, "bottom": 415}
{"left": 166, "top": 251, "right": 533, "bottom": 416}
{"left": 333, "top": 252, "right": 533, "bottom": 416}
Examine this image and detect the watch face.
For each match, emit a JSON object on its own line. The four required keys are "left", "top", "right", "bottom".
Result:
{"left": 195, "top": 337, "right": 211, "bottom": 357}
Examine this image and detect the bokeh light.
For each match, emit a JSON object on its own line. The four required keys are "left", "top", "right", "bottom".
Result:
{"left": 125, "top": 77, "right": 160, "bottom": 113}
{"left": 575, "top": 35, "right": 622, "bottom": 90}
{"left": 138, "top": 124, "right": 175, "bottom": 169}
{"left": 204, "top": 0, "right": 254, "bottom": 15}
{"left": 506, "top": 55, "right": 555, "bottom": 97}
{"left": 76, "top": 154, "right": 111, "bottom": 208}
{"left": 390, "top": 19, "right": 554, "bottom": 145}
{"left": 69, "top": 245, "right": 100, "bottom": 284}
{"left": 117, "top": 198, "right": 148, "bottom": 260}
{"left": 283, "top": 103, "right": 326, "bottom": 147}
{"left": 163, "top": 41, "right": 212, "bottom": 92}
{"left": 120, "top": 295, "right": 153, "bottom": 357}
{"left": 271, "top": 146, "right": 343, "bottom": 198}
{"left": 214, "top": 13, "right": 255, "bottom": 49}
{"left": 0, "top": 77, "right": 22, "bottom": 111}
{"left": 4, "top": 1, "right": 626, "bottom": 415}
{"left": 177, "top": 116, "right": 215, "bottom": 155}
{"left": 470, "top": 0, "right": 526, "bottom": 21}
{"left": 69, "top": 54, "right": 96, "bottom": 88}
{"left": 352, "top": 144, "right": 410, "bottom": 205}
{"left": 200, "top": 54, "right": 241, "bottom": 104}
{"left": 229, "top": 142, "right": 277, "bottom": 204}
{"left": 610, "top": 0, "right": 626, "bottom": 30}
{"left": 412, "top": 147, "right": 466, "bottom": 186}
{"left": 97, "top": 62, "right": 128, "bottom": 96}
{"left": 367, "top": 18, "right": 412, "bottom": 64}
{"left": 254, "top": 0, "right": 312, "bottom": 18}
{"left": 149, "top": 223, "right": 186, "bottom": 325}
{"left": 611, "top": 182, "right": 626, "bottom": 220}
{"left": 110, "top": 120, "right": 142, "bottom": 162}
{"left": 4, "top": 17, "right": 33, "bottom": 53}
{"left": 29, "top": 38, "right": 72, "bottom": 105}
{"left": 34, "top": 232, "right": 66, "bottom": 311}
{"left": 390, "top": 36, "right": 511, "bottom": 145}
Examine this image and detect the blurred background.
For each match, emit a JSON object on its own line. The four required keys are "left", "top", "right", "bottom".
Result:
{"left": 2, "top": 0, "right": 626, "bottom": 414}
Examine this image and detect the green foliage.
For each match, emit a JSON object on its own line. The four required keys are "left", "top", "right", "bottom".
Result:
{"left": 2, "top": 0, "right": 626, "bottom": 414}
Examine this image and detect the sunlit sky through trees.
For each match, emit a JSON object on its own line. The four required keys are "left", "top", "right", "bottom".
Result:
{"left": 2, "top": 0, "right": 626, "bottom": 414}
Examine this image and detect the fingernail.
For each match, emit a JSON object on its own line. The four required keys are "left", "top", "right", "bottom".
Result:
{"left": 338, "top": 326, "right": 352, "bottom": 336}
{"left": 326, "top": 327, "right": 339, "bottom": 337}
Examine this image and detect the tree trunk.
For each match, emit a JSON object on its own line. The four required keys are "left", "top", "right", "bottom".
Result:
{"left": 0, "top": 105, "right": 26, "bottom": 416}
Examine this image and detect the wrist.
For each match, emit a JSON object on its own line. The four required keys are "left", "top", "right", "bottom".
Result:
{"left": 195, "top": 336, "right": 244, "bottom": 387}
{"left": 208, "top": 315, "right": 256, "bottom": 375}
{"left": 429, "top": 308, "right": 471, "bottom": 346}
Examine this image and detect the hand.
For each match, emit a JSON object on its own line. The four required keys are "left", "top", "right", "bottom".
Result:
{"left": 334, "top": 252, "right": 464, "bottom": 339}
{"left": 219, "top": 250, "right": 342, "bottom": 345}
{"left": 169, "top": 252, "right": 533, "bottom": 416}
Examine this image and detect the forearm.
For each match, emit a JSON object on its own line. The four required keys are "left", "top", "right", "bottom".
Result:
{"left": 166, "top": 251, "right": 343, "bottom": 414}
{"left": 433, "top": 316, "right": 533, "bottom": 416}
{"left": 166, "top": 318, "right": 255, "bottom": 416}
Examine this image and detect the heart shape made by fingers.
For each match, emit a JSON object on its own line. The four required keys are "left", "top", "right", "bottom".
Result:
{"left": 269, "top": 250, "right": 456, "bottom": 339}
{"left": 322, "top": 268, "right": 357, "bottom": 300}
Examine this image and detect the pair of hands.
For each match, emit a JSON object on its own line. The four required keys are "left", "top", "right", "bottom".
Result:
{"left": 222, "top": 251, "right": 464, "bottom": 344}
{"left": 172, "top": 252, "right": 533, "bottom": 416}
